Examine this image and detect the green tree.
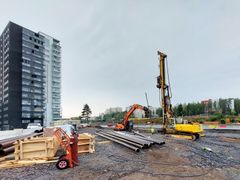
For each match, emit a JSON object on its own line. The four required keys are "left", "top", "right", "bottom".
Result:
{"left": 234, "top": 98, "right": 240, "bottom": 115}
{"left": 81, "top": 104, "right": 92, "bottom": 122}
{"left": 213, "top": 100, "right": 218, "bottom": 112}
{"left": 207, "top": 99, "right": 213, "bottom": 115}
{"left": 177, "top": 104, "right": 183, "bottom": 116}
{"left": 219, "top": 98, "right": 230, "bottom": 115}
{"left": 156, "top": 108, "right": 163, "bottom": 117}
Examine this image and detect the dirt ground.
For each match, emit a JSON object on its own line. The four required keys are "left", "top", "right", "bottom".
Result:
{"left": 0, "top": 127, "right": 239, "bottom": 180}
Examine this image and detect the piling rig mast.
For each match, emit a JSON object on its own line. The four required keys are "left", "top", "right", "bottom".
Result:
{"left": 156, "top": 51, "right": 204, "bottom": 140}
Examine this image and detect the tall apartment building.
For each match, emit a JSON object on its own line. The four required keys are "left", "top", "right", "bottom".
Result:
{"left": 0, "top": 22, "right": 61, "bottom": 130}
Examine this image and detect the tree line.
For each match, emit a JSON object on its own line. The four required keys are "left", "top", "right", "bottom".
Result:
{"left": 173, "top": 98, "right": 240, "bottom": 117}
{"left": 80, "top": 98, "right": 240, "bottom": 123}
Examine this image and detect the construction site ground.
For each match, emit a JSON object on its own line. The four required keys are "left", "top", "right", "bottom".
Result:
{"left": 0, "top": 127, "right": 240, "bottom": 180}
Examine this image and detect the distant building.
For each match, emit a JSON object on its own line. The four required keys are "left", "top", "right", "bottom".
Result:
{"left": 0, "top": 22, "right": 61, "bottom": 130}
{"left": 201, "top": 98, "right": 235, "bottom": 113}
{"left": 126, "top": 106, "right": 145, "bottom": 118}
{"left": 125, "top": 106, "right": 157, "bottom": 118}
{"left": 104, "top": 107, "right": 122, "bottom": 114}
{"left": 148, "top": 106, "right": 158, "bottom": 117}
{"left": 201, "top": 99, "right": 211, "bottom": 105}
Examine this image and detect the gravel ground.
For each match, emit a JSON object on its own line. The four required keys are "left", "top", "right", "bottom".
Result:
{"left": 0, "top": 128, "right": 239, "bottom": 180}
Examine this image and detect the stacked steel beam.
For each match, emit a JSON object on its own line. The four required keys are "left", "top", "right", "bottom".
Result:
{"left": 96, "top": 130, "right": 165, "bottom": 152}
{"left": 0, "top": 132, "right": 43, "bottom": 156}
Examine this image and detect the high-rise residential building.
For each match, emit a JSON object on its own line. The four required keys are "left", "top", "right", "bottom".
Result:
{"left": 40, "top": 33, "right": 61, "bottom": 126}
{"left": 0, "top": 22, "right": 61, "bottom": 130}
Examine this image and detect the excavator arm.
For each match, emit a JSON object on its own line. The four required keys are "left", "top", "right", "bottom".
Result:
{"left": 115, "top": 104, "right": 149, "bottom": 131}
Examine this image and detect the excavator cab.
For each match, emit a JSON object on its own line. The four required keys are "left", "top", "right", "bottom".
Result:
{"left": 125, "top": 120, "right": 134, "bottom": 131}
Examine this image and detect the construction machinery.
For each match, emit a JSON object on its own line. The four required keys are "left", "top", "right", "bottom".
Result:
{"left": 114, "top": 104, "right": 149, "bottom": 131}
{"left": 157, "top": 51, "right": 204, "bottom": 140}
{"left": 54, "top": 127, "right": 79, "bottom": 169}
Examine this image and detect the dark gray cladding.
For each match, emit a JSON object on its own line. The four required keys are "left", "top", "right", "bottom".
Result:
{"left": 0, "top": 22, "right": 23, "bottom": 130}
{"left": 7, "top": 22, "right": 23, "bottom": 129}
{"left": 0, "top": 22, "right": 45, "bottom": 130}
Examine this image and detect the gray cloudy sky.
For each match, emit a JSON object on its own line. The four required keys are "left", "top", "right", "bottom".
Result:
{"left": 0, "top": 0, "right": 239, "bottom": 117}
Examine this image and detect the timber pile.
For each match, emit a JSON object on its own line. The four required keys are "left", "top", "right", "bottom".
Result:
{"left": 78, "top": 133, "right": 95, "bottom": 154}
{"left": 14, "top": 136, "right": 59, "bottom": 160}
{"left": 96, "top": 130, "right": 165, "bottom": 152}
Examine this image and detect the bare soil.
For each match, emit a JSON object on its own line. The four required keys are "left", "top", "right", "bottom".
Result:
{"left": 0, "top": 127, "right": 239, "bottom": 180}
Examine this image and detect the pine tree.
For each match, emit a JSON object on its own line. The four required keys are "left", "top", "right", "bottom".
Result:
{"left": 81, "top": 104, "right": 92, "bottom": 122}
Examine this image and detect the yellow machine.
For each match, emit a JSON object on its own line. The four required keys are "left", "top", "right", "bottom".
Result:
{"left": 156, "top": 51, "right": 204, "bottom": 140}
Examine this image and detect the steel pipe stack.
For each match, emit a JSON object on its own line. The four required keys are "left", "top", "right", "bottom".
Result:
{"left": 0, "top": 132, "right": 43, "bottom": 156}
{"left": 96, "top": 130, "right": 165, "bottom": 152}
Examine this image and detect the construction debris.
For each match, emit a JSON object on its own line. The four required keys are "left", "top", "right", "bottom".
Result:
{"left": 96, "top": 130, "right": 165, "bottom": 152}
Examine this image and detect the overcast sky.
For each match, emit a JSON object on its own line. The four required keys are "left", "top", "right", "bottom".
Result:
{"left": 0, "top": 0, "right": 239, "bottom": 117}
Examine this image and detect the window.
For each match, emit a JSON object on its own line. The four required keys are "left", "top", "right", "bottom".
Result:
{"left": 22, "top": 80, "right": 30, "bottom": 85}
{"left": 22, "top": 120, "right": 30, "bottom": 123}
{"left": 22, "top": 100, "right": 31, "bottom": 105}
{"left": 22, "top": 106, "right": 31, "bottom": 111}
{"left": 3, "top": 92, "right": 8, "bottom": 97}
{"left": 34, "top": 120, "right": 42, "bottom": 123}
{"left": 22, "top": 68, "right": 30, "bottom": 73}
{"left": 34, "top": 89, "right": 41, "bottom": 93}
{"left": 22, "top": 113, "right": 31, "bottom": 118}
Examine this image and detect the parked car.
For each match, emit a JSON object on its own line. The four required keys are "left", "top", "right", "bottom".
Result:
{"left": 27, "top": 123, "right": 43, "bottom": 133}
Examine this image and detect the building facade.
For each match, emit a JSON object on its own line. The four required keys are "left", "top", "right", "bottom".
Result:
{"left": 0, "top": 22, "right": 61, "bottom": 130}
{"left": 40, "top": 33, "right": 62, "bottom": 126}
{"left": 104, "top": 107, "right": 122, "bottom": 114}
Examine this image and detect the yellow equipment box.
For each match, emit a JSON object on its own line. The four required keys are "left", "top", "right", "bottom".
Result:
{"left": 175, "top": 124, "right": 203, "bottom": 134}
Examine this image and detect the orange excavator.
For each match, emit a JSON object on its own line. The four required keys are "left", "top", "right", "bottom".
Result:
{"left": 114, "top": 104, "right": 149, "bottom": 131}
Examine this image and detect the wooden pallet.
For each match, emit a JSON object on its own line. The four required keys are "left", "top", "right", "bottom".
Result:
{"left": 14, "top": 136, "right": 59, "bottom": 161}
{"left": 0, "top": 158, "right": 58, "bottom": 169}
{"left": 78, "top": 133, "right": 95, "bottom": 154}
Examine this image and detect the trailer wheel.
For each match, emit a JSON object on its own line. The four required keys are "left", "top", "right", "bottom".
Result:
{"left": 191, "top": 135, "right": 196, "bottom": 141}
{"left": 56, "top": 159, "right": 69, "bottom": 170}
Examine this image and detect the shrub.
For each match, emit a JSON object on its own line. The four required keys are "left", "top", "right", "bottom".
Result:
{"left": 220, "top": 119, "right": 226, "bottom": 124}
